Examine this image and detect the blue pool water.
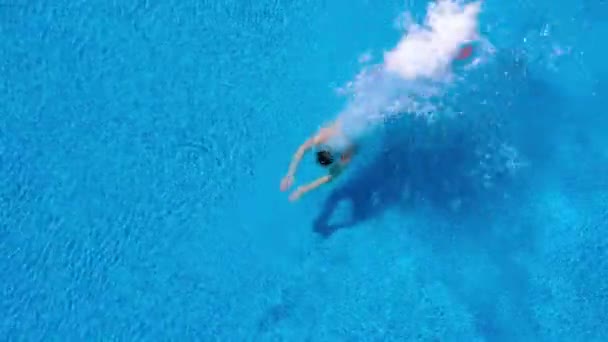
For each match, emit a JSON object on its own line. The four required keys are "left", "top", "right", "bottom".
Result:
{"left": 1, "top": 0, "right": 607, "bottom": 340}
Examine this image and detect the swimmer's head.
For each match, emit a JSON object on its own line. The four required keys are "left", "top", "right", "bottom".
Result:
{"left": 316, "top": 150, "right": 334, "bottom": 167}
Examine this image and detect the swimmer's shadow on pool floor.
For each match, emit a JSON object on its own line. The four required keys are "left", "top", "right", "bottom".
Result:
{"left": 313, "top": 123, "right": 511, "bottom": 238}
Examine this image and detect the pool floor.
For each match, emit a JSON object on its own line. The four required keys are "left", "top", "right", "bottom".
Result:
{"left": 1, "top": 0, "right": 607, "bottom": 340}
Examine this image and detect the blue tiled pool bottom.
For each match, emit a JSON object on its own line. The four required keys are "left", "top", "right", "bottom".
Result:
{"left": 1, "top": 1, "right": 608, "bottom": 340}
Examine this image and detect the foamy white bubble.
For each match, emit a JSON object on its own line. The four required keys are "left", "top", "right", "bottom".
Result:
{"left": 329, "top": 0, "right": 485, "bottom": 149}
{"left": 384, "top": 0, "right": 482, "bottom": 80}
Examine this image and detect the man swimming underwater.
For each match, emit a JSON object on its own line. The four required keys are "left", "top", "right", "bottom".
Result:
{"left": 280, "top": 120, "right": 356, "bottom": 202}
{"left": 279, "top": 44, "right": 476, "bottom": 202}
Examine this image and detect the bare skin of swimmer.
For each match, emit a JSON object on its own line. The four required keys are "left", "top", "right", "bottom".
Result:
{"left": 278, "top": 46, "right": 476, "bottom": 202}
{"left": 280, "top": 120, "right": 356, "bottom": 202}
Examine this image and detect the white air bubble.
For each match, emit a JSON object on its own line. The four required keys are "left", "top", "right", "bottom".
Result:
{"left": 328, "top": 0, "right": 490, "bottom": 150}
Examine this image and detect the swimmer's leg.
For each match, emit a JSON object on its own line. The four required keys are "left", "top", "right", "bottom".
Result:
{"left": 289, "top": 175, "right": 333, "bottom": 202}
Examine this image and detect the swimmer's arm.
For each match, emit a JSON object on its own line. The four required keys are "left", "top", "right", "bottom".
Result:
{"left": 286, "top": 138, "right": 314, "bottom": 177}
{"left": 291, "top": 175, "right": 332, "bottom": 201}
{"left": 300, "top": 175, "right": 332, "bottom": 192}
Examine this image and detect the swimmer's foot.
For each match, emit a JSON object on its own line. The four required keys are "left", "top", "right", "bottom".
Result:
{"left": 280, "top": 175, "right": 294, "bottom": 191}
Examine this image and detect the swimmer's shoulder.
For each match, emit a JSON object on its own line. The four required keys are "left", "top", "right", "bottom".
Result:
{"left": 314, "top": 122, "right": 343, "bottom": 142}
{"left": 313, "top": 127, "right": 332, "bottom": 144}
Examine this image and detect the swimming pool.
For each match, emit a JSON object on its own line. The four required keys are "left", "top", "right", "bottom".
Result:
{"left": 1, "top": 0, "right": 607, "bottom": 340}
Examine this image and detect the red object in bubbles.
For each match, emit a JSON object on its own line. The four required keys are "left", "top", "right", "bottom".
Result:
{"left": 456, "top": 45, "right": 473, "bottom": 60}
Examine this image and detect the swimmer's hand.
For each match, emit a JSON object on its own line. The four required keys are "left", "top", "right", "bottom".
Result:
{"left": 289, "top": 188, "right": 303, "bottom": 202}
{"left": 280, "top": 175, "right": 294, "bottom": 191}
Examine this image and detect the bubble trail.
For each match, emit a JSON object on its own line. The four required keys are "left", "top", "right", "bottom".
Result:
{"left": 329, "top": 0, "right": 489, "bottom": 149}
